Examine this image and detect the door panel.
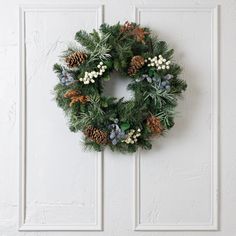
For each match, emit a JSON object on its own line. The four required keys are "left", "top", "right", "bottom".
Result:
{"left": 20, "top": 5, "right": 103, "bottom": 231}
{"left": 133, "top": 5, "right": 218, "bottom": 230}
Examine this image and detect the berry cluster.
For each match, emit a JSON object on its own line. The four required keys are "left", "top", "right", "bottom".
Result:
{"left": 79, "top": 62, "right": 107, "bottom": 84}
{"left": 160, "top": 80, "right": 171, "bottom": 91}
{"left": 146, "top": 55, "right": 171, "bottom": 70}
{"left": 159, "top": 74, "right": 174, "bottom": 91}
{"left": 123, "top": 129, "right": 141, "bottom": 144}
{"left": 108, "top": 119, "right": 126, "bottom": 145}
{"left": 60, "top": 69, "right": 74, "bottom": 86}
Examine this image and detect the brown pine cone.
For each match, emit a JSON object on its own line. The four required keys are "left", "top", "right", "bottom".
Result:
{"left": 69, "top": 95, "right": 89, "bottom": 106}
{"left": 65, "top": 51, "right": 87, "bottom": 68}
{"left": 64, "top": 90, "right": 89, "bottom": 106}
{"left": 120, "top": 21, "right": 135, "bottom": 33}
{"left": 131, "top": 27, "right": 149, "bottom": 44}
{"left": 77, "top": 95, "right": 89, "bottom": 104}
{"left": 64, "top": 89, "right": 78, "bottom": 98}
{"left": 128, "top": 55, "right": 145, "bottom": 76}
{"left": 127, "top": 67, "right": 137, "bottom": 76}
{"left": 84, "top": 126, "right": 108, "bottom": 145}
{"left": 147, "top": 115, "right": 163, "bottom": 135}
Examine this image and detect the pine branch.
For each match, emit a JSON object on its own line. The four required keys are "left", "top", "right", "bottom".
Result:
{"left": 53, "top": 63, "right": 63, "bottom": 76}
{"left": 75, "top": 30, "right": 97, "bottom": 51}
{"left": 144, "top": 84, "right": 177, "bottom": 108}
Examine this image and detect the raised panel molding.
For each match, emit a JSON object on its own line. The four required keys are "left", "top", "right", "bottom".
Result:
{"left": 133, "top": 4, "right": 219, "bottom": 231}
{"left": 19, "top": 4, "right": 104, "bottom": 231}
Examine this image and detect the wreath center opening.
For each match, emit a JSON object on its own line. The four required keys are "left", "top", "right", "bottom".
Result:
{"left": 102, "top": 71, "right": 132, "bottom": 101}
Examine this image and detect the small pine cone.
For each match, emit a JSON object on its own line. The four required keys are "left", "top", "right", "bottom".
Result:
{"left": 65, "top": 51, "right": 87, "bottom": 68}
{"left": 131, "top": 27, "right": 149, "bottom": 44}
{"left": 64, "top": 89, "right": 78, "bottom": 98}
{"left": 84, "top": 126, "right": 108, "bottom": 145}
{"left": 128, "top": 55, "right": 145, "bottom": 76}
{"left": 120, "top": 21, "right": 135, "bottom": 33}
{"left": 69, "top": 95, "right": 89, "bottom": 107}
{"left": 147, "top": 115, "right": 163, "bottom": 135}
{"left": 77, "top": 95, "right": 89, "bottom": 104}
{"left": 127, "top": 66, "right": 137, "bottom": 76}
{"left": 131, "top": 55, "right": 145, "bottom": 68}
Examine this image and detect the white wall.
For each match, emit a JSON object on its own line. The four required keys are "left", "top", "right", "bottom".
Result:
{"left": 0, "top": 0, "right": 236, "bottom": 236}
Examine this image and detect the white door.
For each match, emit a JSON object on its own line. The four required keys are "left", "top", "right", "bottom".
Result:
{"left": 0, "top": 0, "right": 236, "bottom": 235}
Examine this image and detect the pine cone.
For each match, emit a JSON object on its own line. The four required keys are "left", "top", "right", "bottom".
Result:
{"left": 131, "top": 27, "right": 149, "bottom": 44}
{"left": 64, "top": 90, "right": 89, "bottom": 106}
{"left": 147, "top": 115, "right": 163, "bottom": 135}
{"left": 128, "top": 55, "right": 145, "bottom": 76}
{"left": 120, "top": 21, "right": 135, "bottom": 33}
{"left": 64, "top": 89, "right": 78, "bottom": 98}
{"left": 65, "top": 51, "right": 87, "bottom": 68}
{"left": 69, "top": 95, "right": 89, "bottom": 106}
{"left": 84, "top": 126, "right": 108, "bottom": 145}
{"left": 77, "top": 95, "right": 89, "bottom": 104}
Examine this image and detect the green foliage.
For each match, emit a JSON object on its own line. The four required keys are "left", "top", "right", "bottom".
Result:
{"left": 144, "top": 85, "right": 178, "bottom": 108}
{"left": 53, "top": 63, "right": 63, "bottom": 76}
{"left": 53, "top": 22, "right": 187, "bottom": 153}
{"left": 75, "top": 30, "right": 97, "bottom": 51}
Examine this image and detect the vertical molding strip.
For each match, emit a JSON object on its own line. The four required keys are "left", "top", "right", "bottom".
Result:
{"left": 133, "top": 4, "right": 219, "bottom": 231}
{"left": 19, "top": 4, "right": 104, "bottom": 231}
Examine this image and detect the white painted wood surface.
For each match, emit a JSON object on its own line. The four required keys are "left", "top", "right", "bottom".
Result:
{"left": 0, "top": 0, "right": 236, "bottom": 235}
{"left": 19, "top": 5, "right": 104, "bottom": 231}
{"left": 133, "top": 4, "right": 219, "bottom": 230}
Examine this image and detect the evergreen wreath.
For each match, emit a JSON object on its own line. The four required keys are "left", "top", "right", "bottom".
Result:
{"left": 53, "top": 22, "right": 187, "bottom": 153}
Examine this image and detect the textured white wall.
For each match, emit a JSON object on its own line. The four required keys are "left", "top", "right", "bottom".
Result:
{"left": 0, "top": 0, "right": 236, "bottom": 236}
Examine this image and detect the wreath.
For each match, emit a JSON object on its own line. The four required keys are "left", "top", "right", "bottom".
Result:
{"left": 53, "top": 22, "right": 187, "bottom": 153}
